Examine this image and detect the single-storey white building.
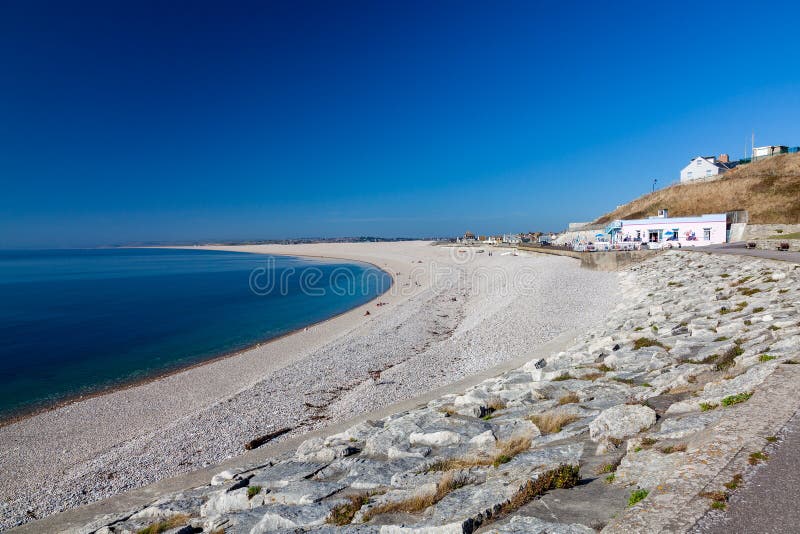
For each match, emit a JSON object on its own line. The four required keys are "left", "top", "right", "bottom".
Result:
{"left": 605, "top": 213, "right": 727, "bottom": 247}
{"left": 752, "top": 145, "right": 788, "bottom": 160}
{"left": 680, "top": 156, "right": 734, "bottom": 183}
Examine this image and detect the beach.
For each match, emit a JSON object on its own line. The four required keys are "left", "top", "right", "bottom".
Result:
{"left": 0, "top": 241, "right": 618, "bottom": 530}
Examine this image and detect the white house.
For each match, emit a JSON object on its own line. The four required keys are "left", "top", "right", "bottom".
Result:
{"left": 680, "top": 156, "right": 734, "bottom": 183}
{"left": 606, "top": 213, "right": 727, "bottom": 247}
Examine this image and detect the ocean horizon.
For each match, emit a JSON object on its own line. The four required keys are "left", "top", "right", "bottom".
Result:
{"left": 0, "top": 248, "right": 392, "bottom": 421}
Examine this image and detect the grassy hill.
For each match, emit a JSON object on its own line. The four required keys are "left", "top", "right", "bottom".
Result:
{"left": 594, "top": 153, "right": 800, "bottom": 224}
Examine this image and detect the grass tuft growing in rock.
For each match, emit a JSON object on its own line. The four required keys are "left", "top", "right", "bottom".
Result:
{"left": 633, "top": 338, "right": 669, "bottom": 351}
{"left": 558, "top": 392, "right": 580, "bottom": 405}
{"left": 699, "top": 490, "right": 728, "bottom": 510}
{"left": 327, "top": 493, "right": 371, "bottom": 525}
{"left": 660, "top": 443, "right": 687, "bottom": 454}
{"left": 529, "top": 411, "right": 580, "bottom": 435}
{"left": 628, "top": 489, "right": 648, "bottom": 506}
{"left": 759, "top": 354, "right": 776, "bottom": 362}
{"left": 552, "top": 373, "right": 573, "bottom": 381}
{"left": 490, "top": 464, "right": 580, "bottom": 519}
{"left": 362, "top": 471, "right": 469, "bottom": 521}
{"left": 714, "top": 345, "right": 744, "bottom": 371}
{"left": 724, "top": 473, "right": 743, "bottom": 490}
{"left": 247, "top": 485, "right": 262, "bottom": 499}
{"left": 425, "top": 436, "right": 532, "bottom": 472}
{"left": 700, "top": 402, "right": 719, "bottom": 411}
{"left": 748, "top": 451, "right": 768, "bottom": 465}
{"left": 721, "top": 392, "right": 752, "bottom": 406}
{"left": 738, "top": 287, "right": 761, "bottom": 296}
{"left": 136, "top": 515, "right": 189, "bottom": 534}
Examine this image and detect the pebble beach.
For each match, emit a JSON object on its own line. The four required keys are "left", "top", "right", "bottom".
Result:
{"left": 0, "top": 241, "right": 618, "bottom": 531}
{"left": 44, "top": 248, "right": 800, "bottom": 534}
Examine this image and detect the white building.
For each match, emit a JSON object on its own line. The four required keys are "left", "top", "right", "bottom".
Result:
{"left": 606, "top": 213, "right": 727, "bottom": 247}
{"left": 752, "top": 145, "right": 788, "bottom": 160}
{"left": 680, "top": 156, "right": 734, "bottom": 183}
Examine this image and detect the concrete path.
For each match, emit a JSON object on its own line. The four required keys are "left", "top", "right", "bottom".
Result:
{"left": 694, "top": 411, "right": 800, "bottom": 534}
{"left": 691, "top": 243, "right": 800, "bottom": 533}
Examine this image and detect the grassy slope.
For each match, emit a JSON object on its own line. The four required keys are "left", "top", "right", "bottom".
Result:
{"left": 594, "top": 153, "right": 800, "bottom": 225}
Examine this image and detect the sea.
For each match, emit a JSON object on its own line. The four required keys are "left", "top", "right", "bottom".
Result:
{"left": 0, "top": 248, "right": 392, "bottom": 421}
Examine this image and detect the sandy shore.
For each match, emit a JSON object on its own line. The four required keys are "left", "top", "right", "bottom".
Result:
{"left": 0, "top": 241, "right": 618, "bottom": 530}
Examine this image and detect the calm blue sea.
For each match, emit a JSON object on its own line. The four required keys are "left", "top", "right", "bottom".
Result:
{"left": 0, "top": 248, "right": 392, "bottom": 420}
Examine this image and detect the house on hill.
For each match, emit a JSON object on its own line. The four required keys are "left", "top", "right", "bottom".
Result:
{"left": 680, "top": 155, "right": 736, "bottom": 183}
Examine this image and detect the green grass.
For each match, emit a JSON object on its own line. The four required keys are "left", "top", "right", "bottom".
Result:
{"left": 759, "top": 354, "right": 776, "bottom": 362}
{"left": 767, "top": 232, "right": 800, "bottom": 239}
{"left": 327, "top": 493, "right": 372, "bottom": 525}
{"left": 700, "top": 402, "right": 719, "bottom": 411}
{"left": 552, "top": 373, "right": 573, "bottom": 381}
{"left": 766, "top": 436, "right": 778, "bottom": 443}
{"left": 714, "top": 336, "right": 730, "bottom": 342}
{"left": 633, "top": 337, "right": 669, "bottom": 350}
{"left": 136, "top": 515, "right": 189, "bottom": 534}
{"left": 752, "top": 306, "right": 765, "bottom": 313}
{"left": 247, "top": 485, "right": 262, "bottom": 499}
{"left": 628, "top": 489, "right": 649, "bottom": 506}
{"left": 724, "top": 473, "right": 743, "bottom": 490}
{"left": 748, "top": 451, "right": 768, "bottom": 465}
{"left": 739, "top": 287, "right": 762, "bottom": 296}
{"left": 605, "top": 473, "right": 616, "bottom": 483}
{"left": 722, "top": 392, "right": 753, "bottom": 406}
{"left": 715, "top": 345, "right": 745, "bottom": 371}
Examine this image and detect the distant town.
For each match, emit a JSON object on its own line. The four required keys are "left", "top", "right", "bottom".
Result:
{"left": 455, "top": 142, "right": 799, "bottom": 253}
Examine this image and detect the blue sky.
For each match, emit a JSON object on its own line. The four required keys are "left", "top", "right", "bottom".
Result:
{"left": 1, "top": 0, "right": 799, "bottom": 247}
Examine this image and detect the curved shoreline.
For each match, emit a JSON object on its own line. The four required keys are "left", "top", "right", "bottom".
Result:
{"left": 1, "top": 242, "right": 619, "bottom": 532}
{"left": 0, "top": 250, "right": 396, "bottom": 429}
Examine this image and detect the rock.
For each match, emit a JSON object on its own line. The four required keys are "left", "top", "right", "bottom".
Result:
{"left": 469, "top": 430, "right": 496, "bottom": 448}
{"left": 651, "top": 411, "right": 722, "bottom": 439}
{"left": 589, "top": 404, "right": 656, "bottom": 442}
{"left": 200, "top": 488, "right": 252, "bottom": 517}
{"left": 490, "top": 515, "right": 595, "bottom": 533}
{"left": 615, "top": 448, "right": 684, "bottom": 489}
{"left": 248, "top": 502, "right": 336, "bottom": 531}
{"left": 263, "top": 480, "right": 345, "bottom": 505}
{"left": 210, "top": 469, "right": 240, "bottom": 486}
{"left": 533, "top": 358, "right": 546, "bottom": 369}
{"left": 249, "top": 461, "right": 327, "bottom": 489}
{"left": 379, "top": 523, "right": 463, "bottom": 533}
{"left": 296, "top": 437, "right": 360, "bottom": 463}
{"left": 409, "top": 431, "right": 461, "bottom": 448}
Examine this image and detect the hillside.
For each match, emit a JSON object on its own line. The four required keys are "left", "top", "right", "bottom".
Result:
{"left": 594, "top": 152, "right": 800, "bottom": 224}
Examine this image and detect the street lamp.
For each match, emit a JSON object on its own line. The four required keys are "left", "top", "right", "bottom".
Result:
{"left": 652, "top": 179, "right": 657, "bottom": 193}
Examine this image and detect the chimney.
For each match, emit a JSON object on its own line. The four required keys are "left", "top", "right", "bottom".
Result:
{"left": 718, "top": 154, "right": 729, "bottom": 163}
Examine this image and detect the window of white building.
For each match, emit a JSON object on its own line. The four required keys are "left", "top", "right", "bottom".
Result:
{"left": 703, "top": 228, "right": 711, "bottom": 240}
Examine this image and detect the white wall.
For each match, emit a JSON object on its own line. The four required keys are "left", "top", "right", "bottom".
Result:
{"left": 617, "top": 217, "right": 727, "bottom": 246}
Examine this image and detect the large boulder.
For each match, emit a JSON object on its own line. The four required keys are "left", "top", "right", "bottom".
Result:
{"left": 589, "top": 404, "right": 656, "bottom": 442}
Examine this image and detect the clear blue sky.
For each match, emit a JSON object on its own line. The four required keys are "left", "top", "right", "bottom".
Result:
{"left": 1, "top": 0, "right": 799, "bottom": 247}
